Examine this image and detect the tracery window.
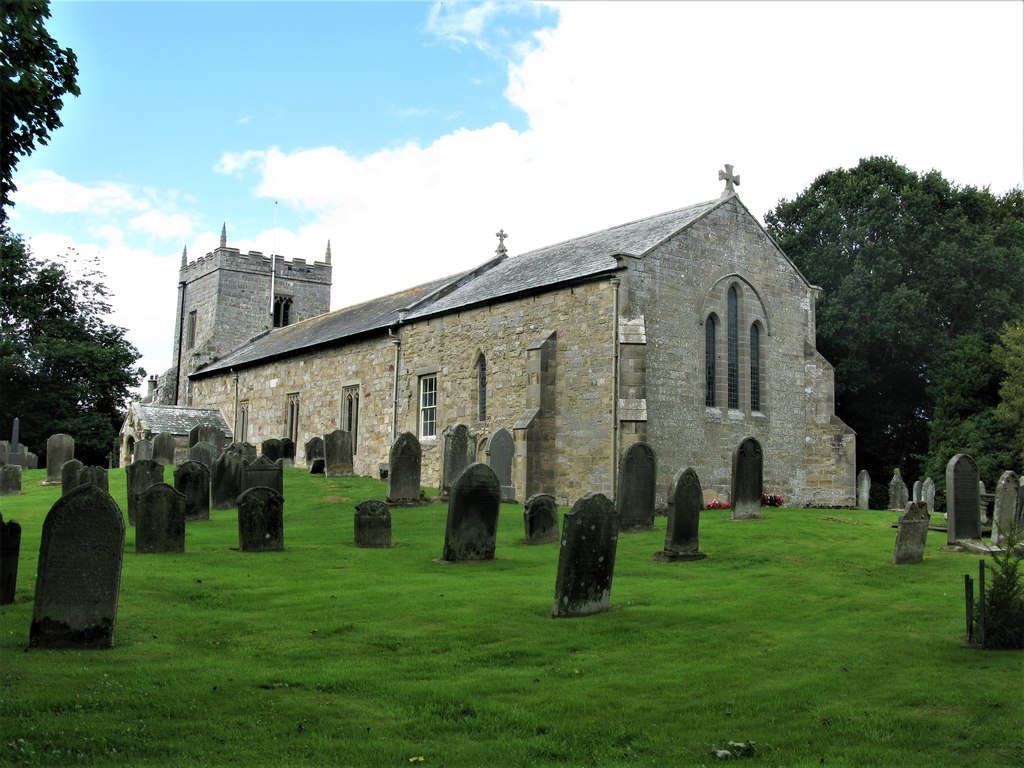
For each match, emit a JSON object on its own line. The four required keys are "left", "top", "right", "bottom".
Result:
{"left": 705, "top": 316, "right": 717, "bottom": 407}
{"left": 727, "top": 286, "right": 739, "bottom": 409}
{"left": 477, "top": 355, "right": 487, "bottom": 421}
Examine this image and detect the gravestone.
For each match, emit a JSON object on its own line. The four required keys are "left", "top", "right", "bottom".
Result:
{"left": 8, "top": 417, "right": 20, "bottom": 466}
{"left": 78, "top": 466, "right": 109, "bottom": 493}
{"left": 189, "top": 424, "right": 225, "bottom": 449}
{"left": 280, "top": 438, "right": 295, "bottom": 466}
{"left": 946, "top": 453, "right": 981, "bottom": 544}
{"left": 135, "top": 483, "right": 186, "bottom": 554}
{"left": 174, "top": 460, "right": 211, "bottom": 522}
{"left": 133, "top": 438, "right": 154, "bottom": 462}
{"left": 616, "top": 442, "right": 657, "bottom": 531}
{"left": 888, "top": 469, "right": 909, "bottom": 511}
{"left": 304, "top": 436, "right": 325, "bottom": 472}
{"left": 152, "top": 432, "right": 176, "bottom": 466}
{"left": 189, "top": 441, "right": 220, "bottom": 473}
{"left": 387, "top": 432, "right": 422, "bottom": 504}
{"left": 523, "top": 493, "right": 559, "bottom": 545}
{"left": 552, "top": 492, "right": 620, "bottom": 618}
{"left": 912, "top": 480, "right": 922, "bottom": 504}
{"left": 922, "top": 477, "right": 936, "bottom": 513}
{"left": 241, "top": 455, "right": 283, "bottom": 496}
{"left": 261, "top": 438, "right": 284, "bottom": 463}
{"left": 224, "top": 442, "right": 258, "bottom": 463}
{"left": 211, "top": 450, "right": 244, "bottom": 509}
{"left": 0, "top": 440, "right": 7, "bottom": 465}
{"left": 730, "top": 437, "right": 763, "bottom": 520}
{"left": 0, "top": 464, "right": 22, "bottom": 497}
{"left": 1, "top": 515, "right": 21, "bottom": 605}
{"left": 309, "top": 458, "right": 325, "bottom": 474}
{"left": 979, "top": 481, "right": 993, "bottom": 526}
{"left": 440, "top": 463, "right": 501, "bottom": 563}
{"left": 29, "top": 484, "right": 125, "bottom": 648}
{"left": 354, "top": 500, "right": 392, "bottom": 548}
{"left": 45, "top": 433, "right": 74, "bottom": 485}
{"left": 125, "top": 459, "right": 165, "bottom": 525}
{"left": 856, "top": 470, "right": 871, "bottom": 510}
{"left": 893, "top": 501, "right": 931, "bottom": 564}
{"left": 656, "top": 466, "right": 707, "bottom": 562}
{"left": 991, "top": 470, "right": 1018, "bottom": 546}
{"left": 324, "top": 430, "right": 353, "bottom": 477}
{"left": 24, "top": 450, "right": 37, "bottom": 470}
{"left": 60, "top": 458, "right": 85, "bottom": 496}
{"left": 487, "top": 428, "right": 516, "bottom": 502}
{"left": 441, "top": 424, "right": 472, "bottom": 497}
{"left": 237, "top": 487, "right": 284, "bottom": 552}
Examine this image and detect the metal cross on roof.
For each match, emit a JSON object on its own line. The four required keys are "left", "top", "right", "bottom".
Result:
{"left": 495, "top": 228, "right": 508, "bottom": 256}
{"left": 719, "top": 164, "right": 740, "bottom": 196}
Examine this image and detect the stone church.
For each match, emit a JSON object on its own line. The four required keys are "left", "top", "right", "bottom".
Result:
{"left": 126, "top": 173, "right": 855, "bottom": 507}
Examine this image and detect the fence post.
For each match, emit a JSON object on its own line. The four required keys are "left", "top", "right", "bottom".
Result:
{"left": 964, "top": 574, "right": 974, "bottom": 643}
{"left": 978, "top": 559, "right": 986, "bottom": 647}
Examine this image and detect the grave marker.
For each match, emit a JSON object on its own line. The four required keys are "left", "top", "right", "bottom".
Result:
{"left": 133, "top": 438, "right": 154, "bottom": 462}
{"left": 730, "top": 437, "right": 763, "bottom": 520}
{"left": 616, "top": 442, "right": 657, "bottom": 531}
{"left": 174, "top": 460, "right": 211, "bottom": 521}
{"left": 441, "top": 424, "right": 472, "bottom": 497}
{"left": 888, "top": 469, "right": 909, "bottom": 511}
{"left": 523, "top": 493, "right": 559, "bottom": 545}
{"left": 552, "top": 492, "right": 620, "bottom": 618}
{"left": 856, "top": 469, "right": 871, "bottom": 510}
{"left": 211, "top": 450, "right": 244, "bottom": 509}
{"left": 324, "top": 430, "right": 353, "bottom": 477}
{"left": 135, "top": 483, "right": 186, "bottom": 554}
{"left": 440, "top": 463, "right": 500, "bottom": 563}
{"left": 1, "top": 515, "right": 21, "bottom": 605}
{"left": 922, "top": 477, "right": 936, "bottom": 513}
{"left": 656, "top": 467, "right": 707, "bottom": 562}
{"left": 354, "top": 500, "right": 392, "bottom": 548}
{"left": 304, "top": 436, "right": 325, "bottom": 472}
{"left": 125, "top": 459, "right": 164, "bottom": 525}
{"left": 946, "top": 454, "right": 981, "bottom": 543}
{"left": 60, "top": 458, "right": 84, "bottom": 496}
{"left": 237, "top": 487, "right": 284, "bottom": 552}
{"left": 387, "top": 432, "right": 422, "bottom": 504}
{"left": 0, "top": 464, "right": 22, "bottom": 497}
{"left": 991, "top": 470, "right": 1018, "bottom": 546}
{"left": 261, "top": 438, "right": 284, "bottom": 463}
{"left": 893, "top": 501, "right": 930, "bottom": 564}
{"left": 241, "top": 455, "right": 283, "bottom": 496}
{"left": 45, "top": 433, "right": 74, "bottom": 485}
{"left": 152, "top": 432, "right": 176, "bottom": 466}
{"left": 487, "top": 428, "right": 516, "bottom": 502}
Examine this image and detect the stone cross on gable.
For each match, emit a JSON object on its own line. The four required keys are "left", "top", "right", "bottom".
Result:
{"left": 495, "top": 229, "right": 508, "bottom": 257}
{"left": 719, "top": 164, "right": 740, "bottom": 196}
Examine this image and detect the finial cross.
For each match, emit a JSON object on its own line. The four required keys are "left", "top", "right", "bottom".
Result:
{"left": 495, "top": 228, "right": 508, "bottom": 256}
{"left": 719, "top": 164, "right": 740, "bottom": 196}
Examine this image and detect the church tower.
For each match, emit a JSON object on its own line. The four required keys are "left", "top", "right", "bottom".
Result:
{"left": 160, "top": 224, "right": 332, "bottom": 405}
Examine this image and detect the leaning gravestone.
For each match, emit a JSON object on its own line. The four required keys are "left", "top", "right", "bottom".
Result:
{"left": 656, "top": 466, "right": 707, "bottom": 562}
{"left": 174, "top": 460, "right": 211, "bottom": 522}
{"left": 616, "top": 442, "right": 657, "bottom": 531}
{"left": 1, "top": 515, "right": 21, "bottom": 605}
{"left": 261, "top": 438, "right": 284, "bottom": 463}
{"left": 856, "top": 470, "right": 871, "bottom": 510}
{"left": 133, "top": 438, "right": 154, "bottom": 462}
{"left": 387, "top": 432, "right": 422, "bottom": 504}
{"left": 487, "top": 428, "right": 516, "bottom": 502}
{"left": 552, "top": 492, "right": 620, "bottom": 618}
{"left": 304, "top": 436, "right": 325, "bottom": 472}
{"left": 893, "top": 501, "right": 931, "bottom": 564}
{"left": 125, "top": 459, "right": 165, "bottom": 526}
{"left": 354, "top": 500, "right": 392, "bottom": 548}
{"left": 730, "top": 437, "right": 763, "bottom": 520}
{"left": 78, "top": 466, "right": 109, "bottom": 493}
{"left": 30, "top": 484, "right": 125, "bottom": 648}
{"left": 991, "top": 470, "right": 1018, "bottom": 546}
{"left": 189, "top": 441, "right": 220, "bottom": 473}
{"left": 0, "top": 464, "right": 22, "bottom": 497}
{"left": 211, "top": 450, "right": 244, "bottom": 510}
{"left": 241, "top": 455, "right": 283, "bottom": 496}
{"left": 922, "top": 477, "right": 936, "bottom": 513}
{"left": 324, "top": 430, "right": 353, "bottom": 477}
{"left": 60, "top": 459, "right": 85, "bottom": 497}
{"left": 441, "top": 424, "right": 472, "bottom": 497}
{"left": 946, "top": 453, "right": 981, "bottom": 544}
{"left": 279, "top": 438, "right": 295, "bottom": 467}
{"left": 45, "top": 433, "right": 74, "bottom": 485}
{"left": 888, "top": 469, "right": 909, "bottom": 511}
{"left": 152, "top": 432, "right": 177, "bottom": 466}
{"left": 237, "top": 487, "right": 284, "bottom": 552}
{"left": 523, "top": 493, "right": 559, "bottom": 545}
{"left": 135, "top": 483, "right": 186, "bottom": 554}
{"left": 439, "top": 463, "right": 501, "bottom": 563}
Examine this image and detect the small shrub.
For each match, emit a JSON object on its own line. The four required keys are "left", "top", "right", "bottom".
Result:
{"left": 761, "top": 493, "right": 784, "bottom": 507}
{"left": 979, "top": 523, "right": 1024, "bottom": 649}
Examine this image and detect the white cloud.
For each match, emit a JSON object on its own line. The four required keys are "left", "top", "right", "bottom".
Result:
{"left": 14, "top": 170, "right": 148, "bottom": 215}
{"left": 214, "top": 149, "right": 268, "bottom": 177}
{"left": 130, "top": 210, "right": 193, "bottom": 240}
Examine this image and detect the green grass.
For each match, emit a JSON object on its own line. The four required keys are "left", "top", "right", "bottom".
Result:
{"left": 1, "top": 468, "right": 1021, "bottom": 767}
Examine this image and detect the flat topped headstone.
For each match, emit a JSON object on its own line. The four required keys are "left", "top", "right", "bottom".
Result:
{"left": 354, "top": 500, "right": 392, "bottom": 548}
{"left": 1, "top": 515, "right": 22, "bottom": 605}
{"left": 174, "top": 460, "right": 211, "bottom": 522}
{"left": 133, "top": 439, "right": 154, "bottom": 462}
{"left": 888, "top": 469, "right": 909, "bottom": 511}
{"left": 45, "top": 433, "right": 74, "bottom": 485}
{"left": 440, "top": 463, "right": 501, "bottom": 563}
{"left": 125, "top": 459, "right": 165, "bottom": 526}
{"left": 656, "top": 467, "right": 707, "bottom": 562}
{"left": 387, "top": 432, "right": 422, "bottom": 504}
{"left": 893, "top": 501, "right": 930, "bottom": 564}
{"left": 523, "top": 493, "right": 559, "bottom": 545}
{"left": 552, "top": 492, "right": 620, "bottom": 618}
{"left": 78, "top": 466, "right": 109, "bottom": 493}
{"left": 856, "top": 469, "right": 871, "bottom": 510}
{"left": 946, "top": 454, "right": 981, "bottom": 543}
{"left": 730, "top": 437, "right": 763, "bottom": 520}
{"left": 0, "top": 464, "right": 22, "bottom": 497}
{"left": 324, "top": 430, "right": 353, "bottom": 477}
{"left": 135, "top": 483, "right": 186, "bottom": 554}
{"left": 616, "top": 442, "right": 657, "bottom": 532}
{"left": 30, "top": 484, "right": 125, "bottom": 649}
{"left": 237, "top": 486, "right": 284, "bottom": 552}
{"left": 487, "top": 428, "right": 516, "bottom": 502}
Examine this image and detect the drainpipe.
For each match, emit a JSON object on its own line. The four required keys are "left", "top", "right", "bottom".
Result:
{"left": 389, "top": 328, "right": 401, "bottom": 444}
{"left": 610, "top": 277, "right": 621, "bottom": 494}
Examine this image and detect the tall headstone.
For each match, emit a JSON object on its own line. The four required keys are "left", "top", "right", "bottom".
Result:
{"left": 0, "top": 515, "right": 21, "bottom": 605}
{"left": 440, "top": 463, "right": 501, "bottom": 563}
{"left": 188, "top": 441, "right": 219, "bottom": 473}
{"left": 893, "top": 501, "right": 931, "bottom": 564}
{"left": 354, "top": 500, "right": 392, "bottom": 548}
{"left": 888, "top": 469, "right": 909, "bottom": 511}
{"left": 237, "top": 487, "right": 284, "bottom": 552}
{"left": 656, "top": 467, "right": 707, "bottom": 562}
{"left": 0, "top": 464, "right": 22, "bottom": 497}
{"left": 922, "top": 477, "right": 936, "bottom": 513}
{"left": 324, "top": 430, "right": 353, "bottom": 477}
{"left": 856, "top": 470, "right": 871, "bottom": 510}
{"left": 0, "top": 441, "right": 7, "bottom": 465}
{"left": 211, "top": 450, "right": 244, "bottom": 510}
{"left": 29, "top": 484, "right": 125, "bottom": 648}
{"left": 8, "top": 418, "right": 20, "bottom": 467}
{"left": 174, "top": 460, "right": 211, "bottom": 522}
{"left": 730, "top": 437, "right": 763, "bottom": 520}
{"left": 946, "top": 453, "right": 981, "bottom": 544}
{"left": 241, "top": 455, "right": 284, "bottom": 496}
{"left": 912, "top": 480, "right": 922, "bottom": 504}
{"left": 441, "top": 424, "right": 472, "bottom": 497}
{"left": 60, "top": 458, "right": 85, "bottom": 497}
{"left": 279, "top": 438, "right": 295, "bottom": 466}
{"left": 387, "top": 432, "right": 422, "bottom": 504}
{"left": 616, "top": 442, "right": 657, "bottom": 531}
{"left": 979, "top": 481, "right": 993, "bottom": 525}
{"left": 304, "top": 436, "right": 325, "bottom": 472}
{"left": 523, "top": 493, "right": 559, "bottom": 545}
{"left": 133, "top": 438, "right": 154, "bottom": 462}
{"left": 24, "top": 450, "right": 37, "bottom": 470}
{"left": 261, "top": 438, "right": 284, "bottom": 463}
{"left": 125, "top": 459, "right": 164, "bottom": 526}
{"left": 552, "top": 492, "right": 620, "bottom": 618}
{"left": 487, "top": 428, "right": 516, "bottom": 502}
{"left": 78, "top": 466, "right": 109, "bottom": 493}
{"left": 991, "top": 470, "right": 1018, "bottom": 546}
{"left": 45, "top": 433, "right": 74, "bottom": 485}
{"left": 135, "top": 483, "right": 187, "bottom": 554}
{"left": 152, "top": 432, "right": 176, "bottom": 466}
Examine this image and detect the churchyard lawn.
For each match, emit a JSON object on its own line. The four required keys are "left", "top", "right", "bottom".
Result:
{"left": 1, "top": 468, "right": 1021, "bottom": 766}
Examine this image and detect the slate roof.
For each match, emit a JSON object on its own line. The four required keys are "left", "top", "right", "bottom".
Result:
{"left": 193, "top": 197, "right": 725, "bottom": 377}
{"left": 131, "top": 403, "right": 232, "bottom": 437}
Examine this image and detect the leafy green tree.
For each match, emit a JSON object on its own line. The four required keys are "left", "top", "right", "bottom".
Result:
{"left": 994, "top": 321, "right": 1024, "bottom": 465}
{"left": 0, "top": 0, "right": 80, "bottom": 222}
{"left": 0, "top": 228, "right": 143, "bottom": 465}
{"left": 765, "top": 157, "right": 1024, "bottom": 485}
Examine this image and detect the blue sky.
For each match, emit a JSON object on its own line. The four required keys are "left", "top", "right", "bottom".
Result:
{"left": 10, "top": 1, "right": 1024, "bottom": 393}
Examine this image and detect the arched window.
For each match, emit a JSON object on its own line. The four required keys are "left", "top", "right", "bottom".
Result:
{"left": 727, "top": 286, "right": 739, "bottom": 408}
{"left": 273, "top": 295, "right": 293, "bottom": 328}
{"left": 750, "top": 323, "right": 761, "bottom": 412}
{"left": 342, "top": 385, "right": 359, "bottom": 454}
{"left": 704, "top": 316, "right": 716, "bottom": 407}
{"left": 477, "top": 355, "right": 487, "bottom": 421}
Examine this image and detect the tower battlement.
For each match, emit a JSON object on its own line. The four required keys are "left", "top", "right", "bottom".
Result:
{"left": 180, "top": 246, "right": 332, "bottom": 285}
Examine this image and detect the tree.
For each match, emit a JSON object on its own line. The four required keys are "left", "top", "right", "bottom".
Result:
{"left": 765, "top": 157, "right": 1024, "bottom": 485}
{"left": 0, "top": 228, "right": 143, "bottom": 465}
{"left": 994, "top": 321, "right": 1024, "bottom": 465}
{"left": 0, "top": 0, "right": 80, "bottom": 222}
